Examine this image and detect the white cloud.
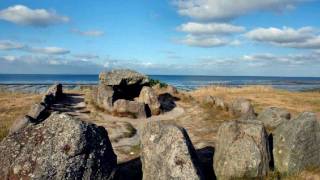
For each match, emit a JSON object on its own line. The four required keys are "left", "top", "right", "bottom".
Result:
{"left": 73, "top": 54, "right": 99, "bottom": 61}
{"left": 0, "top": 5, "right": 69, "bottom": 27}
{"left": 179, "top": 35, "right": 228, "bottom": 47}
{"left": 71, "top": 29, "right": 105, "bottom": 37}
{"left": 178, "top": 34, "right": 239, "bottom": 47}
{"left": 27, "top": 46, "right": 70, "bottom": 55}
{"left": 0, "top": 55, "right": 105, "bottom": 74}
{"left": 0, "top": 40, "right": 25, "bottom": 50}
{"left": 0, "top": 39, "right": 70, "bottom": 55}
{"left": 173, "top": 0, "right": 308, "bottom": 21}
{"left": 246, "top": 27, "right": 320, "bottom": 49}
{"left": 241, "top": 52, "right": 320, "bottom": 65}
{"left": 178, "top": 22, "right": 245, "bottom": 35}
{"left": 1, "top": 55, "right": 17, "bottom": 61}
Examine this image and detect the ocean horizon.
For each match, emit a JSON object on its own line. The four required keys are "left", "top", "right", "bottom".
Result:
{"left": 1, "top": 74, "right": 320, "bottom": 91}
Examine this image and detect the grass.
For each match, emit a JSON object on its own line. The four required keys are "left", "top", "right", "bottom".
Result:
{"left": 0, "top": 92, "right": 42, "bottom": 141}
{"left": 190, "top": 85, "right": 320, "bottom": 118}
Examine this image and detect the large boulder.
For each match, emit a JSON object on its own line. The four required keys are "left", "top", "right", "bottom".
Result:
{"left": 0, "top": 113, "right": 117, "bottom": 179}
{"left": 230, "top": 98, "right": 256, "bottom": 119}
{"left": 140, "top": 121, "right": 204, "bottom": 180}
{"left": 214, "top": 120, "right": 270, "bottom": 179}
{"left": 273, "top": 112, "right": 320, "bottom": 175}
{"left": 138, "top": 86, "right": 161, "bottom": 115}
{"left": 96, "top": 84, "right": 115, "bottom": 111}
{"left": 99, "top": 69, "right": 149, "bottom": 86}
{"left": 257, "top": 107, "right": 291, "bottom": 130}
{"left": 113, "top": 99, "right": 147, "bottom": 118}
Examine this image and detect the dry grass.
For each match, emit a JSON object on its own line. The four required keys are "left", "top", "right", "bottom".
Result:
{"left": 191, "top": 85, "right": 320, "bottom": 118}
{"left": 0, "top": 92, "right": 42, "bottom": 141}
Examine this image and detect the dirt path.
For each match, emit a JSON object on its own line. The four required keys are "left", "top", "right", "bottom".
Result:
{"left": 51, "top": 92, "right": 223, "bottom": 163}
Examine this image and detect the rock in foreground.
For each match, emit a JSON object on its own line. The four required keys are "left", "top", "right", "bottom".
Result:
{"left": 140, "top": 121, "right": 204, "bottom": 180}
{"left": 214, "top": 120, "right": 270, "bottom": 179}
{"left": 273, "top": 112, "right": 320, "bottom": 175}
{"left": 0, "top": 113, "right": 117, "bottom": 179}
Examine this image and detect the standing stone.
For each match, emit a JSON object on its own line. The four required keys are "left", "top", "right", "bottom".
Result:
{"left": 0, "top": 113, "right": 117, "bottom": 180}
{"left": 113, "top": 99, "right": 147, "bottom": 118}
{"left": 140, "top": 121, "right": 204, "bottom": 180}
{"left": 230, "top": 98, "right": 256, "bottom": 119}
{"left": 257, "top": 107, "right": 291, "bottom": 130}
{"left": 96, "top": 84, "right": 115, "bottom": 111}
{"left": 214, "top": 120, "right": 270, "bottom": 179}
{"left": 138, "top": 86, "right": 161, "bottom": 115}
{"left": 273, "top": 112, "right": 320, "bottom": 175}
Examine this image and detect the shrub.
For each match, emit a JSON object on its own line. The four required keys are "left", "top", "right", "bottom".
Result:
{"left": 149, "top": 78, "right": 168, "bottom": 88}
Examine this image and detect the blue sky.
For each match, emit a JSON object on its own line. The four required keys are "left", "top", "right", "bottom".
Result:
{"left": 0, "top": 0, "right": 320, "bottom": 76}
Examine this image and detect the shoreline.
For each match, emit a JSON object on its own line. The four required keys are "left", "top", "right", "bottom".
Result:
{"left": 1, "top": 84, "right": 320, "bottom": 93}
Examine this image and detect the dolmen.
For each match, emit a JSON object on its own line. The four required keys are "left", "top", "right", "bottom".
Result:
{"left": 93, "top": 69, "right": 162, "bottom": 118}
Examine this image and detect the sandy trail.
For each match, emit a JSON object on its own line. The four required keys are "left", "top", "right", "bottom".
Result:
{"left": 50, "top": 92, "right": 221, "bottom": 163}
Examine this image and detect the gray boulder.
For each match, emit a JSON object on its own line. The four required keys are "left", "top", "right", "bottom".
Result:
{"left": 230, "top": 98, "right": 256, "bottom": 119}
{"left": 213, "top": 96, "right": 228, "bottom": 110}
{"left": 27, "top": 103, "right": 48, "bottom": 121}
{"left": 200, "top": 96, "right": 228, "bottom": 111}
{"left": 138, "top": 86, "right": 161, "bottom": 115}
{"left": 273, "top": 112, "right": 320, "bottom": 175}
{"left": 96, "top": 84, "right": 115, "bottom": 111}
{"left": 140, "top": 121, "right": 204, "bottom": 180}
{"left": 113, "top": 99, "right": 147, "bottom": 118}
{"left": 258, "top": 107, "right": 291, "bottom": 130}
{"left": 214, "top": 120, "right": 270, "bottom": 179}
{"left": 0, "top": 113, "right": 117, "bottom": 179}
{"left": 99, "top": 69, "right": 149, "bottom": 86}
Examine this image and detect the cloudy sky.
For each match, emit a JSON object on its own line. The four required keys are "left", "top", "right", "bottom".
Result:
{"left": 0, "top": 0, "right": 320, "bottom": 76}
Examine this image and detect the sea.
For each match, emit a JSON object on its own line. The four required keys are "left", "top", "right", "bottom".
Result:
{"left": 1, "top": 74, "right": 320, "bottom": 92}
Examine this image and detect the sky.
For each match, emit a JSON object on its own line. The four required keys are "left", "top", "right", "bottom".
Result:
{"left": 0, "top": 0, "right": 320, "bottom": 76}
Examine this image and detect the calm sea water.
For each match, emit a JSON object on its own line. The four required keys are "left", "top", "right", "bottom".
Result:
{"left": 1, "top": 74, "right": 320, "bottom": 91}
